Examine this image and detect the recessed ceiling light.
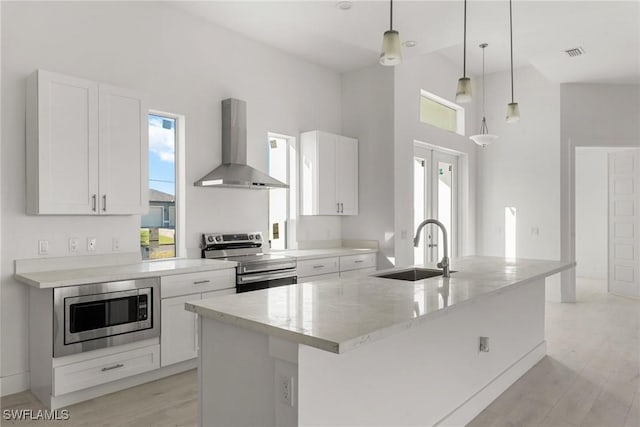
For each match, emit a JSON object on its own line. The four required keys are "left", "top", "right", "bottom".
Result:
{"left": 565, "top": 47, "right": 585, "bottom": 57}
{"left": 403, "top": 40, "right": 418, "bottom": 48}
{"left": 336, "top": 1, "right": 352, "bottom": 10}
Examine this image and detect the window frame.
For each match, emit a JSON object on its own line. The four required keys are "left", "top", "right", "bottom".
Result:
{"left": 419, "top": 89, "right": 465, "bottom": 136}
{"left": 267, "top": 132, "right": 297, "bottom": 250}
{"left": 144, "top": 109, "right": 186, "bottom": 260}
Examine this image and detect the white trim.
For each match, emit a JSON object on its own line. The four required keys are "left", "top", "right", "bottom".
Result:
{"left": 434, "top": 341, "right": 547, "bottom": 426}
{"left": 419, "top": 89, "right": 465, "bottom": 136}
{"left": 1, "top": 372, "right": 30, "bottom": 397}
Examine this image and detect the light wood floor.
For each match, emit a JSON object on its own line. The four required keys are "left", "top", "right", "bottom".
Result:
{"left": 2, "top": 278, "right": 638, "bottom": 427}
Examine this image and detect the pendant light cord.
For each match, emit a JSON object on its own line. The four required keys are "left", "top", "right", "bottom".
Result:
{"left": 390, "top": 0, "right": 393, "bottom": 31}
{"left": 463, "top": 0, "right": 467, "bottom": 77}
{"left": 509, "top": 0, "right": 515, "bottom": 103}
{"left": 482, "top": 46, "right": 486, "bottom": 117}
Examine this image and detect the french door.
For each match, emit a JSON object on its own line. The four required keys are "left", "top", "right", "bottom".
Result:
{"left": 413, "top": 146, "right": 459, "bottom": 265}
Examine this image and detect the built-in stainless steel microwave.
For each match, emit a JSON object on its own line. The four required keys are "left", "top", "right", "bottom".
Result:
{"left": 53, "top": 277, "right": 159, "bottom": 357}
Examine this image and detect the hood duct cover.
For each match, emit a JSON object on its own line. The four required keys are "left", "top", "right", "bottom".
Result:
{"left": 194, "top": 98, "right": 289, "bottom": 189}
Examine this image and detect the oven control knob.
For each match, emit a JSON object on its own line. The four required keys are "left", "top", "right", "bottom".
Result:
{"left": 215, "top": 236, "right": 222, "bottom": 242}
{"left": 255, "top": 234, "right": 261, "bottom": 240}
{"left": 249, "top": 234, "right": 254, "bottom": 240}
{"left": 207, "top": 235, "right": 214, "bottom": 243}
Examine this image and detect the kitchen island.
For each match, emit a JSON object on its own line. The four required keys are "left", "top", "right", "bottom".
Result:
{"left": 186, "top": 256, "right": 574, "bottom": 426}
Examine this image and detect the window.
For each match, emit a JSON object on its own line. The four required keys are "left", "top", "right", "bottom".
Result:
{"left": 419, "top": 90, "right": 465, "bottom": 135}
{"left": 268, "top": 133, "right": 297, "bottom": 250}
{"left": 141, "top": 112, "right": 184, "bottom": 260}
{"left": 505, "top": 207, "right": 517, "bottom": 259}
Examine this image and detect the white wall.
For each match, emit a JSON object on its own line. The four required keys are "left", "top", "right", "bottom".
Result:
{"left": 1, "top": 1, "right": 342, "bottom": 393}
{"left": 341, "top": 65, "right": 395, "bottom": 269}
{"left": 559, "top": 83, "right": 640, "bottom": 301}
{"left": 394, "top": 53, "right": 478, "bottom": 267}
{"left": 477, "top": 66, "right": 561, "bottom": 262}
{"left": 575, "top": 149, "right": 608, "bottom": 279}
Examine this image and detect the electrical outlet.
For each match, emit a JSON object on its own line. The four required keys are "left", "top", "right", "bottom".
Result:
{"left": 38, "top": 240, "right": 49, "bottom": 255}
{"left": 278, "top": 374, "right": 294, "bottom": 407}
{"left": 87, "top": 237, "right": 97, "bottom": 251}
{"left": 112, "top": 238, "right": 120, "bottom": 251}
{"left": 69, "top": 238, "right": 79, "bottom": 253}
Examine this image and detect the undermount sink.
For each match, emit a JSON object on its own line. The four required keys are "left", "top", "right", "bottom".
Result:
{"left": 376, "top": 268, "right": 455, "bottom": 281}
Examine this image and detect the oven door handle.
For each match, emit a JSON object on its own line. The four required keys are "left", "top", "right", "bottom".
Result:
{"left": 240, "top": 261, "right": 297, "bottom": 274}
{"left": 238, "top": 271, "right": 296, "bottom": 284}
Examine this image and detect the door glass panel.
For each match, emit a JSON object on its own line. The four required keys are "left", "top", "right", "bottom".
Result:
{"left": 437, "top": 162, "right": 453, "bottom": 260}
{"left": 414, "top": 157, "right": 426, "bottom": 264}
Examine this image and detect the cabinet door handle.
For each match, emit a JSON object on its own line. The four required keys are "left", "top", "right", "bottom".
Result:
{"left": 92, "top": 194, "right": 97, "bottom": 212}
{"left": 101, "top": 363, "right": 124, "bottom": 372}
{"left": 313, "top": 265, "right": 325, "bottom": 269}
{"left": 102, "top": 195, "right": 107, "bottom": 212}
{"left": 354, "top": 260, "right": 364, "bottom": 264}
{"left": 336, "top": 203, "right": 340, "bottom": 213}
{"left": 341, "top": 203, "right": 344, "bottom": 213}
{"left": 193, "top": 280, "right": 211, "bottom": 285}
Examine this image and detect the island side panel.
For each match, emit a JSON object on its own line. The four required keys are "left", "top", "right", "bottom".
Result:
{"left": 198, "top": 317, "right": 277, "bottom": 427}
{"left": 298, "top": 279, "right": 546, "bottom": 426}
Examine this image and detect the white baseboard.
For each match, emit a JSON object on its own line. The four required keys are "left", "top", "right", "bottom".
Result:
{"left": 1, "top": 372, "right": 30, "bottom": 397}
{"left": 435, "top": 341, "right": 547, "bottom": 426}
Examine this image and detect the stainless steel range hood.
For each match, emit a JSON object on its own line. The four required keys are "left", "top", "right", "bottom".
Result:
{"left": 194, "top": 98, "right": 288, "bottom": 189}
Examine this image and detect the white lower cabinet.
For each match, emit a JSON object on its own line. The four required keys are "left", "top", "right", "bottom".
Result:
{"left": 161, "top": 295, "right": 200, "bottom": 367}
{"left": 160, "top": 269, "right": 235, "bottom": 367}
{"left": 297, "top": 253, "right": 377, "bottom": 284}
{"left": 53, "top": 344, "right": 159, "bottom": 396}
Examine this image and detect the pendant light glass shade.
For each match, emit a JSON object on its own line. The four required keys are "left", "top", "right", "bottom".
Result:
{"left": 380, "top": 0, "right": 401, "bottom": 66}
{"left": 506, "top": 0, "right": 520, "bottom": 122}
{"left": 470, "top": 43, "right": 498, "bottom": 148}
{"left": 506, "top": 102, "right": 520, "bottom": 123}
{"left": 380, "top": 30, "right": 402, "bottom": 66}
{"left": 456, "top": 77, "right": 472, "bottom": 103}
{"left": 456, "top": 0, "right": 472, "bottom": 103}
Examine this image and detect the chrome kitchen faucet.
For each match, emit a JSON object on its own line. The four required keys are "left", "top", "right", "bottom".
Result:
{"left": 413, "top": 219, "right": 450, "bottom": 278}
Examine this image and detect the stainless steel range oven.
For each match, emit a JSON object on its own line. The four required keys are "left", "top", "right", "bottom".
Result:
{"left": 201, "top": 232, "right": 297, "bottom": 293}
{"left": 53, "top": 277, "right": 159, "bottom": 357}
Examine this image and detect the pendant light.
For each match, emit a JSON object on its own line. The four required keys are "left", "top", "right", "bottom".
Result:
{"left": 506, "top": 0, "right": 520, "bottom": 122}
{"left": 455, "top": 0, "right": 472, "bottom": 103}
{"left": 380, "top": 0, "right": 402, "bottom": 66}
{"left": 470, "top": 43, "right": 499, "bottom": 148}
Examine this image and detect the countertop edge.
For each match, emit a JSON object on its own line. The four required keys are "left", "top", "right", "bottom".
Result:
{"left": 15, "top": 261, "right": 238, "bottom": 289}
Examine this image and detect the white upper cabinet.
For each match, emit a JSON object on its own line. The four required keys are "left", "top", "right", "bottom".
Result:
{"left": 300, "top": 130, "right": 358, "bottom": 216}
{"left": 26, "top": 69, "right": 148, "bottom": 215}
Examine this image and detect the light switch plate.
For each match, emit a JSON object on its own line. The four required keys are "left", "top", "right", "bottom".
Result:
{"left": 69, "top": 238, "right": 79, "bottom": 253}
{"left": 38, "top": 240, "right": 49, "bottom": 255}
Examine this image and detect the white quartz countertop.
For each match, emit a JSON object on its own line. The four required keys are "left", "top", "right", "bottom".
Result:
{"left": 268, "top": 247, "right": 377, "bottom": 260}
{"left": 186, "top": 256, "right": 575, "bottom": 354}
{"left": 15, "top": 258, "right": 238, "bottom": 289}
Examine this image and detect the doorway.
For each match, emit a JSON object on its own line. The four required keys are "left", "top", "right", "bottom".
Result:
{"left": 413, "top": 145, "right": 459, "bottom": 265}
{"left": 575, "top": 147, "right": 640, "bottom": 297}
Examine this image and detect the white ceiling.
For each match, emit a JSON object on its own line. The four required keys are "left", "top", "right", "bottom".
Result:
{"left": 168, "top": 1, "right": 640, "bottom": 84}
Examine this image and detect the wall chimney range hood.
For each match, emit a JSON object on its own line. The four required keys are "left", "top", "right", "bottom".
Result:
{"left": 194, "top": 98, "right": 288, "bottom": 189}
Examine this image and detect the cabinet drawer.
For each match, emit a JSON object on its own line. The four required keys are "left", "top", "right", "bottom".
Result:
{"left": 53, "top": 344, "right": 159, "bottom": 396}
{"left": 298, "top": 272, "right": 340, "bottom": 284}
{"left": 339, "top": 253, "right": 376, "bottom": 272}
{"left": 297, "top": 257, "right": 339, "bottom": 278}
{"left": 161, "top": 269, "right": 235, "bottom": 298}
{"left": 339, "top": 267, "right": 376, "bottom": 279}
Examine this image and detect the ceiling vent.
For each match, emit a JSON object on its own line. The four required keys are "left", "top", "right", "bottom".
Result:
{"left": 565, "top": 47, "right": 585, "bottom": 57}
